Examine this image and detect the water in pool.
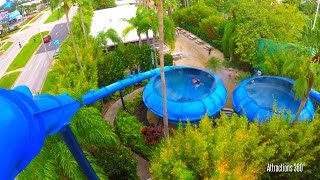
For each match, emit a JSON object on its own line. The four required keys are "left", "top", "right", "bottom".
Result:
{"left": 153, "top": 68, "right": 217, "bottom": 101}
{"left": 245, "top": 77, "right": 300, "bottom": 113}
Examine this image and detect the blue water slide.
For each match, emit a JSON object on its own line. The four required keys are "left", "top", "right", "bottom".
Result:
{"left": 0, "top": 66, "right": 176, "bottom": 179}
{"left": 143, "top": 67, "right": 227, "bottom": 124}
{"left": 233, "top": 76, "right": 317, "bottom": 123}
{"left": 0, "top": 86, "right": 80, "bottom": 179}
{"left": 82, "top": 66, "right": 177, "bottom": 105}
{"left": 310, "top": 89, "right": 320, "bottom": 102}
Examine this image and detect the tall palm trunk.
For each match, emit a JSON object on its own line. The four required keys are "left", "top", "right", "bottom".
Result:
{"left": 146, "top": 31, "right": 149, "bottom": 45}
{"left": 105, "top": 42, "right": 108, "bottom": 53}
{"left": 157, "top": 0, "right": 169, "bottom": 138}
{"left": 293, "top": 77, "right": 314, "bottom": 124}
{"left": 79, "top": 6, "right": 88, "bottom": 46}
{"left": 64, "top": 3, "right": 83, "bottom": 70}
{"left": 152, "top": 30, "right": 158, "bottom": 67}
{"left": 138, "top": 33, "right": 142, "bottom": 47}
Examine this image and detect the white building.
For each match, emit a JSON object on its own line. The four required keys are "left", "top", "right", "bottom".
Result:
{"left": 90, "top": 4, "right": 153, "bottom": 47}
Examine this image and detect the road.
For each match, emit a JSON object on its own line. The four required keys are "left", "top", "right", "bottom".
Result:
{"left": 13, "top": 51, "right": 54, "bottom": 93}
{"left": 5, "top": 6, "right": 78, "bottom": 93}
{"left": 0, "top": 6, "right": 77, "bottom": 78}
{"left": 13, "top": 22, "right": 70, "bottom": 93}
{"left": 37, "top": 23, "right": 68, "bottom": 53}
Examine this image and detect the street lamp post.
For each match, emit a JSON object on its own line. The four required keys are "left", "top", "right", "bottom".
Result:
{"left": 313, "top": 0, "right": 320, "bottom": 30}
{"left": 38, "top": 28, "right": 52, "bottom": 66}
{"left": 37, "top": 16, "right": 52, "bottom": 66}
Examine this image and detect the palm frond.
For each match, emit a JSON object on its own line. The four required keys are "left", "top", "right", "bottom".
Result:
{"left": 122, "top": 26, "right": 135, "bottom": 38}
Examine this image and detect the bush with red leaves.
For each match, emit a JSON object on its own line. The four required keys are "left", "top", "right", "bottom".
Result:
{"left": 140, "top": 126, "right": 163, "bottom": 144}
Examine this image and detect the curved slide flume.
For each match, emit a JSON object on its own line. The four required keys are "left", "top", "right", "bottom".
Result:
{"left": 0, "top": 66, "right": 177, "bottom": 179}
{"left": 82, "top": 66, "right": 177, "bottom": 105}
{"left": 310, "top": 89, "right": 320, "bottom": 103}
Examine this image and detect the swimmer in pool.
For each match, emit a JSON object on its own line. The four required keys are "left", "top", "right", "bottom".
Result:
{"left": 192, "top": 78, "right": 203, "bottom": 87}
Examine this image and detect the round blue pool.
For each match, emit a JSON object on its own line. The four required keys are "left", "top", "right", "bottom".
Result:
{"left": 143, "top": 67, "right": 227, "bottom": 124}
{"left": 232, "top": 76, "right": 314, "bottom": 122}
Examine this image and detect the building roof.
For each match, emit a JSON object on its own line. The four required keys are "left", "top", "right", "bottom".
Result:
{"left": 90, "top": 4, "right": 153, "bottom": 46}
{"left": 20, "top": 0, "right": 42, "bottom": 6}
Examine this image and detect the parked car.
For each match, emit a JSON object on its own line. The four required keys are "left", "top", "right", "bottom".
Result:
{"left": 43, "top": 35, "right": 52, "bottom": 43}
{"left": 53, "top": 48, "right": 60, "bottom": 58}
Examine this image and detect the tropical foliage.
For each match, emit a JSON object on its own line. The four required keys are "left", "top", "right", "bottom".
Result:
{"left": 93, "top": 0, "right": 116, "bottom": 10}
{"left": 260, "top": 23, "right": 320, "bottom": 123}
{"left": 151, "top": 113, "right": 320, "bottom": 179}
{"left": 96, "top": 44, "right": 154, "bottom": 87}
{"left": 116, "top": 111, "right": 155, "bottom": 159}
{"left": 123, "top": 6, "right": 176, "bottom": 50}
{"left": 172, "top": 3, "right": 222, "bottom": 48}
{"left": 19, "top": 1, "right": 139, "bottom": 178}
{"left": 221, "top": 0, "right": 305, "bottom": 67}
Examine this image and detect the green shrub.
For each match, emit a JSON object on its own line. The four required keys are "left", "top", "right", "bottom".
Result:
{"left": 164, "top": 54, "right": 174, "bottom": 66}
{"left": 115, "top": 111, "right": 154, "bottom": 159}
{"left": 199, "top": 14, "right": 224, "bottom": 40}
{"left": 137, "top": 45, "right": 153, "bottom": 72}
{"left": 124, "top": 91, "right": 143, "bottom": 114}
{"left": 207, "top": 57, "right": 221, "bottom": 72}
{"left": 97, "top": 51, "right": 126, "bottom": 87}
{"left": 172, "top": 3, "right": 223, "bottom": 51}
{"left": 93, "top": 146, "right": 139, "bottom": 180}
{"left": 150, "top": 114, "right": 320, "bottom": 179}
{"left": 97, "top": 44, "right": 154, "bottom": 88}
{"left": 93, "top": 0, "right": 116, "bottom": 10}
{"left": 233, "top": 71, "right": 251, "bottom": 83}
{"left": 172, "top": 3, "right": 214, "bottom": 28}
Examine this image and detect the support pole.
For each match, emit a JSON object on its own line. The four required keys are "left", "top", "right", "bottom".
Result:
{"left": 313, "top": 0, "right": 320, "bottom": 30}
{"left": 59, "top": 125, "right": 99, "bottom": 180}
{"left": 119, "top": 90, "right": 126, "bottom": 110}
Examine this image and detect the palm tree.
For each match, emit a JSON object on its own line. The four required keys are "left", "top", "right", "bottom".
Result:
{"left": 95, "top": 28, "right": 123, "bottom": 53}
{"left": 77, "top": 0, "right": 89, "bottom": 46}
{"left": 157, "top": 0, "right": 169, "bottom": 138}
{"left": 51, "top": 0, "right": 83, "bottom": 70}
{"left": 289, "top": 23, "right": 320, "bottom": 124}
{"left": 164, "top": 0, "right": 178, "bottom": 15}
{"left": 122, "top": 7, "right": 145, "bottom": 47}
{"left": 148, "top": 8, "right": 175, "bottom": 67}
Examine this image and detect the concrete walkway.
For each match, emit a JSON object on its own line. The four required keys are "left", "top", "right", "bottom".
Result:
{"left": 103, "top": 87, "right": 144, "bottom": 124}
{"left": 102, "top": 87, "right": 151, "bottom": 180}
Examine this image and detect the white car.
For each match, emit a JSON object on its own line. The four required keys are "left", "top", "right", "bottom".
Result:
{"left": 53, "top": 48, "right": 60, "bottom": 58}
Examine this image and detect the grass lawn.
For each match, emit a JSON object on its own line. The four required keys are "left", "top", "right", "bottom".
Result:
{"left": 1, "top": 36, "right": 10, "bottom": 41}
{"left": 7, "top": 31, "right": 49, "bottom": 72}
{"left": 0, "top": 42, "right": 13, "bottom": 51}
{"left": 44, "top": 7, "right": 64, "bottom": 24}
{"left": 0, "top": 72, "right": 20, "bottom": 89}
{"left": 21, "top": 25, "right": 30, "bottom": 31}
{"left": 41, "top": 70, "right": 57, "bottom": 93}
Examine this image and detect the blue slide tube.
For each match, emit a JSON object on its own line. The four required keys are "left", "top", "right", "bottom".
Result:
{"left": 0, "top": 66, "right": 176, "bottom": 179}
{"left": 82, "top": 66, "right": 176, "bottom": 105}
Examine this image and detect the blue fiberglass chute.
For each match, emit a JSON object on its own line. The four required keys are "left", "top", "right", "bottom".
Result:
{"left": 143, "top": 67, "right": 227, "bottom": 124}
{"left": 0, "top": 66, "right": 178, "bottom": 179}
{"left": 232, "top": 76, "right": 315, "bottom": 123}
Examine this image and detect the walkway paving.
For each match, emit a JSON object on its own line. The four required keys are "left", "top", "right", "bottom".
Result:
{"left": 102, "top": 87, "right": 151, "bottom": 180}
{"left": 103, "top": 88, "right": 144, "bottom": 124}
